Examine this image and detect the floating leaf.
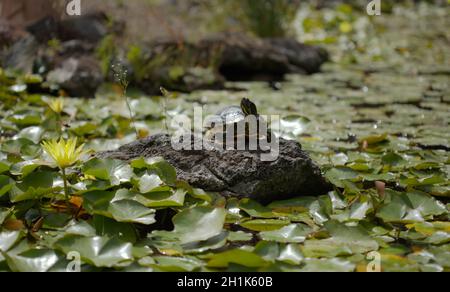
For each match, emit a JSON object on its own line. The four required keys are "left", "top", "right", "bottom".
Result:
{"left": 377, "top": 190, "right": 447, "bottom": 223}
{"left": 241, "top": 219, "right": 290, "bottom": 232}
{"left": 254, "top": 241, "right": 279, "bottom": 262}
{"left": 4, "top": 247, "right": 62, "bottom": 272}
{"left": 131, "top": 157, "right": 177, "bottom": 185}
{"left": 239, "top": 199, "right": 277, "bottom": 218}
{"left": 135, "top": 189, "right": 186, "bottom": 208}
{"left": 207, "top": 249, "right": 268, "bottom": 268}
{"left": 228, "top": 231, "right": 253, "bottom": 242}
{"left": 55, "top": 235, "right": 133, "bottom": 268}
{"left": 108, "top": 200, "right": 156, "bottom": 225}
{"left": 152, "top": 256, "right": 203, "bottom": 272}
{"left": 302, "top": 221, "right": 379, "bottom": 257}
{"left": 359, "top": 133, "right": 388, "bottom": 145}
{"left": 82, "top": 158, "right": 133, "bottom": 186}
{"left": 1, "top": 138, "right": 40, "bottom": 158}
{"left": 299, "top": 258, "right": 355, "bottom": 272}
{"left": 9, "top": 160, "right": 49, "bottom": 177}
{"left": 0, "top": 175, "right": 13, "bottom": 198}
{"left": 83, "top": 190, "right": 156, "bottom": 225}
{"left": 278, "top": 244, "right": 304, "bottom": 265}
{"left": 15, "top": 126, "right": 45, "bottom": 144}
{"left": 325, "top": 167, "right": 359, "bottom": 187}
{"left": 8, "top": 113, "right": 41, "bottom": 127}
{"left": 260, "top": 224, "right": 313, "bottom": 243}
{"left": 182, "top": 232, "right": 228, "bottom": 254}
{"left": 0, "top": 160, "right": 9, "bottom": 174}
{"left": 0, "top": 208, "right": 12, "bottom": 225}
{"left": 0, "top": 230, "right": 23, "bottom": 252}
{"left": 279, "top": 115, "right": 311, "bottom": 138}
{"left": 137, "top": 173, "right": 168, "bottom": 193}
{"left": 92, "top": 215, "right": 137, "bottom": 243}
{"left": 172, "top": 206, "right": 226, "bottom": 244}
{"left": 9, "top": 171, "right": 60, "bottom": 202}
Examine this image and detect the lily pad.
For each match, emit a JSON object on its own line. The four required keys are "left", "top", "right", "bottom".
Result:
{"left": 241, "top": 219, "right": 291, "bottom": 232}
{"left": 82, "top": 158, "right": 133, "bottom": 186}
{"left": 0, "top": 176, "right": 13, "bottom": 198}
{"left": 207, "top": 249, "right": 268, "bottom": 268}
{"left": 259, "top": 224, "right": 313, "bottom": 243}
{"left": 9, "top": 171, "right": 60, "bottom": 202}
{"left": 172, "top": 206, "right": 226, "bottom": 244}
{"left": 377, "top": 190, "right": 447, "bottom": 223}
{"left": 131, "top": 157, "right": 177, "bottom": 185}
{"left": 55, "top": 235, "right": 133, "bottom": 268}
{"left": 83, "top": 190, "right": 156, "bottom": 225}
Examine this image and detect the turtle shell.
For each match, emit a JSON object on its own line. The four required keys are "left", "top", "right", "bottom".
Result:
{"left": 218, "top": 106, "right": 246, "bottom": 125}
{"left": 205, "top": 106, "right": 246, "bottom": 130}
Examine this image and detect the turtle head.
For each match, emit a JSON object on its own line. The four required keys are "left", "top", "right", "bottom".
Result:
{"left": 241, "top": 98, "right": 258, "bottom": 116}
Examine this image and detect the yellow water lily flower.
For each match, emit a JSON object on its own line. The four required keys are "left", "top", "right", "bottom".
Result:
{"left": 41, "top": 137, "right": 86, "bottom": 169}
{"left": 48, "top": 97, "right": 65, "bottom": 114}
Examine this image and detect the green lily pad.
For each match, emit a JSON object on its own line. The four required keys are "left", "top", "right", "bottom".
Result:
{"left": 299, "top": 258, "right": 355, "bottom": 272}
{"left": 0, "top": 208, "right": 12, "bottom": 225}
{"left": 0, "top": 160, "right": 10, "bottom": 174}
{"left": 83, "top": 190, "right": 156, "bottom": 225}
{"left": 92, "top": 215, "right": 137, "bottom": 243}
{"left": 241, "top": 219, "right": 291, "bottom": 232}
{"left": 259, "top": 224, "right": 313, "bottom": 243}
{"left": 10, "top": 160, "right": 49, "bottom": 177}
{"left": 1, "top": 138, "right": 40, "bottom": 158}
{"left": 325, "top": 167, "right": 359, "bottom": 188}
{"left": 152, "top": 256, "right": 203, "bottom": 272}
{"left": 228, "top": 231, "right": 253, "bottom": 242}
{"left": 135, "top": 189, "right": 186, "bottom": 208}
{"left": 137, "top": 173, "right": 169, "bottom": 193}
{"left": 172, "top": 206, "right": 226, "bottom": 244}
{"left": 4, "top": 247, "right": 63, "bottom": 272}
{"left": 0, "top": 175, "right": 13, "bottom": 198}
{"left": 55, "top": 235, "right": 133, "bottom": 268}
{"left": 207, "top": 249, "right": 268, "bottom": 268}
{"left": 9, "top": 171, "right": 60, "bottom": 202}
{"left": 377, "top": 189, "right": 447, "bottom": 223}
{"left": 108, "top": 200, "right": 156, "bottom": 225}
{"left": 82, "top": 158, "right": 133, "bottom": 186}
{"left": 239, "top": 199, "right": 277, "bottom": 218}
{"left": 131, "top": 157, "right": 177, "bottom": 185}
{"left": 278, "top": 244, "right": 304, "bottom": 265}
{"left": 302, "top": 221, "right": 379, "bottom": 258}
{"left": 182, "top": 232, "right": 228, "bottom": 254}
{"left": 0, "top": 231, "right": 23, "bottom": 252}
{"left": 15, "top": 126, "right": 45, "bottom": 144}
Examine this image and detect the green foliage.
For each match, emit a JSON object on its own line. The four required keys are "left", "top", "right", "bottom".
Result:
{"left": 238, "top": 0, "right": 300, "bottom": 38}
{"left": 96, "top": 35, "right": 117, "bottom": 77}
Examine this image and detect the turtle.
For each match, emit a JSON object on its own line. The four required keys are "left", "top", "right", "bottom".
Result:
{"left": 204, "top": 98, "right": 271, "bottom": 148}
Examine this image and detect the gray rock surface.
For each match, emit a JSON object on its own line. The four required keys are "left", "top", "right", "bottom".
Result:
{"left": 99, "top": 134, "right": 332, "bottom": 204}
{"left": 46, "top": 56, "right": 103, "bottom": 98}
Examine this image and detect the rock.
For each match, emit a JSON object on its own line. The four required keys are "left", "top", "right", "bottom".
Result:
{"left": 26, "top": 16, "right": 59, "bottom": 43}
{"left": 57, "top": 12, "right": 109, "bottom": 43}
{"left": 26, "top": 12, "right": 109, "bottom": 44}
{"left": 56, "top": 40, "right": 96, "bottom": 57}
{"left": 0, "top": 22, "right": 16, "bottom": 49}
{"left": 198, "top": 33, "right": 329, "bottom": 81}
{"left": 130, "top": 33, "right": 328, "bottom": 94}
{"left": 99, "top": 134, "right": 332, "bottom": 204}
{"left": 3, "top": 12, "right": 107, "bottom": 96}
{"left": 2, "top": 36, "right": 39, "bottom": 73}
{"left": 127, "top": 40, "right": 225, "bottom": 95}
{"left": 46, "top": 56, "right": 103, "bottom": 98}
{"left": 267, "top": 38, "right": 329, "bottom": 74}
